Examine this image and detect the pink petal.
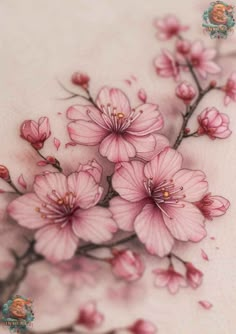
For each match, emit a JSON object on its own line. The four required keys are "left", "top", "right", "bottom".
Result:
{"left": 109, "top": 197, "right": 145, "bottom": 231}
{"left": 127, "top": 104, "right": 163, "bottom": 136}
{"left": 34, "top": 172, "right": 68, "bottom": 202}
{"left": 18, "top": 174, "right": 27, "bottom": 189}
{"left": 168, "top": 275, "right": 186, "bottom": 294}
{"left": 68, "top": 120, "right": 107, "bottom": 146}
{"left": 201, "top": 249, "right": 209, "bottom": 261}
{"left": 162, "top": 202, "right": 206, "bottom": 242}
{"left": 67, "top": 172, "right": 103, "bottom": 209}
{"left": 37, "top": 160, "right": 48, "bottom": 166}
{"left": 77, "top": 160, "right": 103, "bottom": 183}
{"left": 137, "top": 89, "right": 147, "bottom": 103}
{"left": 153, "top": 269, "right": 170, "bottom": 287}
{"left": 173, "top": 169, "right": 208, "bottom": 202}
{"left": 96, "top": 87, "right": 131, "bottom": 116}
{"left": 134, "top": 204, "right": 175, "bottom": 256}
{"left": 144, "top": 148, "right": 182, "bottom": 186}
{"left": 112, "top": 161, "right": 147, "bottom": 202}
{"left": 66, "top": 105, "right": 91, "bottom": 121}
{"left": 99, "top": 134, "right": 136, "bottom": 162}
{"left": 72, "top": 207, "right": 117, "bottom": 243}
{"left": 125, "top": 79, "right": 132, "bottom": 86}
{"left": 35, "top": 224, "right": 78, "bottom": 262}
{"left": 7, "top": 193, "right": 48, "bottom": 229}
{"left": 54, "top": 137, "right": 61, "bottom": 150}
{"left": 203, "top": 61, "right": 221, "bottom": 74}
{"left": 198, "top": 300, "right": 213, "bottom": 310}
{"left": 124, "top": 134, "right": 156, "bottom": 160}
{"left": 65, "top": 142, "right": 77, "bottom": 148}
{"left": 190, "top": 40, "right": 203, "bottom": 57}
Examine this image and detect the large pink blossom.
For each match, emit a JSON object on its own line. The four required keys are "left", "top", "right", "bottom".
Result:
{"left": 154, "top": 15, "right": 188, "bottom": 40}
{"left": 7, "top": 164, "right": 117, "bottom": 262}
{"left": 20, "top": 117, "right": 51, "bottom": 150}
{"left": 195, "top": 193, "right": 230, "bottom": 220}
{"left": 153, "top": 265, "right": 187, "bottom": 294}
{"left": 110, "top": 147, "right": 208, "bottom": 257}
{"left": 197, "top": 107, "right": 232, "bottom": 139}
{"left": 223, "top": 72, "right": 236, "bottom": 105}
{"left": 67, "top": 87, "right": 165, "bottom": 162}
{"left": 154, "top": 50, "right": 179, "bottom": 80}
{"left": 188, "top": 41, "right": 221, "bottom": 79}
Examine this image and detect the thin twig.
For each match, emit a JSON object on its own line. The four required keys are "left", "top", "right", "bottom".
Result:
{"left": 35, "top": 149, "right": 63, "bottom": 173}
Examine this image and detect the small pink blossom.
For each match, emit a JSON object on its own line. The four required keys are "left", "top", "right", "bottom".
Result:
{"left": 154, "top": 50, "right": 179, "bottom": 80}
{"left": 176, "top": 39, "right": 191, "bottom": 55}
{"left": 201, "top": 249, "right": 209, "bottom": 261}
{"left": 76, "top": 301, "right": 104, "bottom": 329}
{"left": 185, "top": 262, "right": 203, "bottom": 289}
{"left": 197, "top": 107, "right": 232, "bottom": 139}
{"left": 223, "top": 72, "right": 236, "bottom": 105}
{"left": 198, "top": 300, "right": 213, "bottom": 310}
{"left": 188, "top": 41, "right": 221, "bottom": 79}
{"left": 195, "top": 193, "right": 230, "bottom": 220}
{"left": 71, "top": 72, "right": 90, "bottom": 88}
{"left": 153, "top": 265, "right": 187, "bottom": 294}
{"left": 138, "top": 89, "right": 147, "bottom": 103}
{"left": 53, "top": 137, "right": 61, "bottom": 150}
{"left": 20, "top": 117, "right": 51, "bottom": 150}
{"left": 110, "top": 147, "right": 208, "bottom": 257}
{"left": 154, "top": 15, "right": 188, "bottom": 40}
{"left": 77, "top": 160, "right": 102, "bottom": 183}
{"left": 8, "top": 168, "right": 117, "bottom": 262}
{"left": 67, "top": 87, "right": 164, "bottom": 162}
{"left": 110, "top": 249, "right": 145, "bottom": 282}
{"left": 0, "top": 165, "right": 10, "bottom": 181}
{"left": 18, "top": 174, "right": 27, "bottom": 189}
{"left": 129, "top": 319, "right": 157, "bottom": 334}
{"left": 175, "top": 81, "right": 196, "bottom": 104}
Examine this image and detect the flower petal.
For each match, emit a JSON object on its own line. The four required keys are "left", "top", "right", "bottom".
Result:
{"left": 144, "top": 147, "right": 182, "bottom": 186}
{"left": 67, "top": 172, "right": 103, "bottom": 209}
{"left": 72, "top": 207, "right": 117, "bottom": 243}
{"left": 173, "top": 169, "right": 208, "bottom": 202}
{"left": 96, "top": 87, "right": 131, "bottom": 116}
{"left": 35, "top": 224, "right": 78, "bottom": 262}
{"left": 66, "top": 105, "right": 92, "bottom": 121}
{"left": 127, "top": 104, "right": 163, "bottom": 136}
{"left": 124, "top": 134, "right": 156, "bottom": 160}
{"left": 112, "top": 161, "right": 147, "bottom": 202}
{"left": 68, "top": 120, "right": 107, "bottom": 145}
{"left": 109, "top": 197, "right": 146, "bottom": 231}
{"left": 134, "top": 203, "right": 175, "bottom": 257}
{"left": 99, "top": 133, "right": 136, "bottom": 162}
{"left": 7, "top": 193, "right": 48, "bottom": 229}
{"left": 162, "top": 202, "right": 206, "bottom": 242}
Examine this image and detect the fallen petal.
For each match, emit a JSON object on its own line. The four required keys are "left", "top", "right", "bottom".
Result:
{"left": 138, "top": 89, "right": 147, "bottom": 103}
{"left": 198, "top": 300, "right": 213, "bottom": 310}
{"left": 54, "top": 137, "right": 61, "bottom": 150}
{"left": 18, "top": 174, "right": 27, "bottom": 189}
{"left": 201, "top": 249, "right": 209, "bottom": 261}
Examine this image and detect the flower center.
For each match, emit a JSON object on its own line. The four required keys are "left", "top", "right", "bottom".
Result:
{"left": 35, "top": 190, "right": 77, "bottom": 225}
{"left": 144, "top": 178, "right": 186, "bottom": 218}
{"left": 88, "top": 104, "right": 143, "bottom": 133}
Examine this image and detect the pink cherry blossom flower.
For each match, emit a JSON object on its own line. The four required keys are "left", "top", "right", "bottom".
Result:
{"left": 20, "top": 117, "right": 51, "bottom": 150}
{"left": 67, "top": 87, "right": 164, "bottom": 162}
{"left": 56, "top": 257, "right": 100, "bottom": 287}
{"left": 154, "top": 50, "right": 179, "bottom": 80}
{"left": 197, "top": 107, "right": 232, "bottom": 139}
{"left": 129, "top": 319, "right": 157, "bottom": 334}
{"left": 154, "top": 15, "right": 188, "bottom": 40}
{"left": 222, "top": 72, "right": 236, "bottom": 105}
{"left": 110, "top": 249, "right": 145, "bottom": 281}
{"left": 175, "top": 81, "right": 196, "bottom": 104}
{"left": 76, "top": 301, "right": 104, "bottom": 329}
{"left": 185, "top": 262, "right": 203, "bottom": 289}
{"left": 176, "top": 39, "right": 191, "bottom": 55}
{"left": 188, "top": 41, "right": 221, "bottom": 79}
{"left": 195, "top": 193, "right": 230, "bottom": 220}
{"left": 7, "top": 168, "right": 117, "bottom": 262}
{"left": 71, "top": 72, "right": 90, "bottom": 88}
{"left": 110, "top": 147, "right": 208, "bottom": 257}
{"left": 153, "top": 265, "right": 187, "bottom": 294}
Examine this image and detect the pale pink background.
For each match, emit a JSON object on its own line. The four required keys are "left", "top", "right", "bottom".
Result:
{"left": 0, "top": 1, "right": 236, "bottom": 333}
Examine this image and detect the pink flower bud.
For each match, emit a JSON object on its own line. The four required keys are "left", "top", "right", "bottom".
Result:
{"left": 197, "top": 107, "right": 231, "bottom": 139}
{"left": 138, "top": 89, "right": 147, "bottom": 103}
{"left": 20, "top": 117, "right": 51, "bottom": 150}
{"left": 0, "top": 165, "right": 10, "bottom": 181}
{"left": 110, "top": 249, "right": 145, "bottom": 282}
{"left": 76, "top": 301, "right": 104, "bottom": 329}
{"left": 129, "top": 319, "right": 157, "bottom": 334}
{"left": 46, "top": 156, "right": 57, "bottom": 165}
{"left": 176, "top": 81, "right": 196, "bottom": 104}
{"left": 71, "top": 72, "right": 90, "bottom": 88}
{"left": 185, "top": 262, "right": 203, "bottom": 289}
{"left": 176, "top": 39, "right": 191, "bottom": 55}
{"left": 195, "top": 193, "right": 230, "bottom": 220}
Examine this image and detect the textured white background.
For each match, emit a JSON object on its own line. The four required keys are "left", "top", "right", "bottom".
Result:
{"left": 0, "top": 1, "right": 236, "bottom": 333}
